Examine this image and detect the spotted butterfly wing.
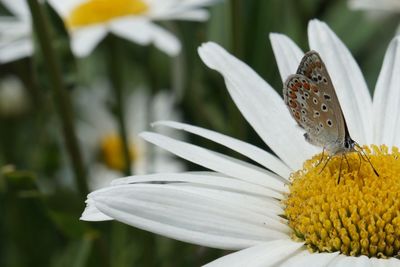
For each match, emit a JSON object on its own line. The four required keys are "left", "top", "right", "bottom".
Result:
{"left": 283, "top": 51, "right": 353, "bottom": 154}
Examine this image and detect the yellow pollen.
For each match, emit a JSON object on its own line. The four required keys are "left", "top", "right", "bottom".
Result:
{"left": 99, "top": 134, "right": 137, "bottom": 172}
{"left": 284, "top": 145, "right": 400, "bottom": 258}
{"left": 67, "top": 0, "right": 148, "bottom": 28}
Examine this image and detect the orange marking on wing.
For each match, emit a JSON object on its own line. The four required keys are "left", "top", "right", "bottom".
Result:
{"left": 289, "top": 101, "right": 298, "bottom": 108}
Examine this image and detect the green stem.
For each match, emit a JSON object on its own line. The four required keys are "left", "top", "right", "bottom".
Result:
{"left": 231, "top": 0, "right": 243, "bottom": 58}
{"left": 27, "top": 0, "right": 88, "bottom": 199}
{"left": 107, "top": 35, "right": 132, "bottom": 176}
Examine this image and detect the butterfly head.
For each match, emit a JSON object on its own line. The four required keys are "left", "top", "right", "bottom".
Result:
{"left": 344, "top": 137, "right": 356, "bottom": 152}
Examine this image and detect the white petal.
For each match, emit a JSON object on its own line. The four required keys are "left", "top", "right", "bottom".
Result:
{"left": 152, "top": 120, "right": 291, "bottom": 178}
{"left": 110, "top": 18, "right": 181, "bottom": 56}
{"left": 47, "top": 0, "right": 84, "bottom": 18}
{"left": 80, "top": 199, "right": 113, "bottom": 221}
{"left": 198, "top": 42, "right": 319, "bottom": 170}
{"left": 367, "top": 257, "right": 400, "bottom": 267}
{"left": 308, "top": 19, "right": 373, "bottom": 145}
{"left": 84, "top": 184, "right": 290, "bottom": 250}
{"left": 269, "top": 33, "right": 304, "bottom": 82}
{"left": 151, "top": 9, "right": 210, "bottom": 21}
{"left": 348, "top": 0, "right": 400, "bottom": 12}
{"left": 204, "top": 240, "right": 304, "bottom": 267}
{"left": 109, "top": 18, "right": 152, "bottom": 45}
{"left": 144, "top": 22, "right": 181, "bottom": 56}
{"left": 70, "top": 25, "right": 108, "bottom": 57}
{"left": 140, "top": 132, "right": 287, "bottom": 192}
{"left": 280, "top": 250, "right": 340, "bottom": 267}
{"left": 0, "top": 38, "right": 32, "bottom": 63}
{"left": 327, "top": 254, "right": 372, "bottom": 267}
{"left": 372, "top": 36, "right": 400, "bottom": 147}
{"left": 147, "top": 0, "right": 217, "bottom": 21}
{"left": 111, "top": 172, "right": 284, "bottom": 204}
{"left": 125, "top": 88, "right": 149, "bottom": 135}
{"left": 2, "top": 0, "right": 30, "bottom": 19}
{"left": 328, "top": 255, "right": 400, "bottom": 267}
{"left": 177, "top": 0, "right": 222, "bottom": 8}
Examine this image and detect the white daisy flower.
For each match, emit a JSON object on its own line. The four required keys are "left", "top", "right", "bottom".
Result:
{"left": 349, "top": 0, "right": 400, "bottom": 13}
{"left": 81, "top": 19, "right": 400, "bottom": 266}
{"left": 75, "top": 84, "right": 184, "bottom": 190}
{"left": 0, "top": 0, "right": 33, "bottom": 63}
{"left": 47, "top": 0, "right": 221, "bottom": 57}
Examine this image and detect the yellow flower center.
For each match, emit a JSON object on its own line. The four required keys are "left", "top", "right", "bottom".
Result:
{"left": 99, "top": 134, "right": 137, "bottom": 172}
{"left": 284, "top": 145, "right": 400, "bottom": 258}
{"left": 67, "top": 0, "right": 148, "bottom": 28}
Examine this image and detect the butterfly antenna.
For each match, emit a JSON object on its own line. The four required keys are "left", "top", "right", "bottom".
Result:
{"left": 354, "top": 143, "right": 379, "bottom": 177}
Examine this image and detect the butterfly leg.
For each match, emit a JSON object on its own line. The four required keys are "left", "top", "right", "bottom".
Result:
{"left": 337, "top": 154, "right": 345, "bottom": 184}
{"left": 354, "top": 143, "right": 379, "bottom": 177}
{"left": 343, "top": 153, "right": 351, "bottom": 172}
{"left": 318, "top": 154, "right": 332, "bottom": 174}
{"left": 316, "top": 148, "right": 326, "bottom": 167}
{"left": 357, "top": 151, "right": 362, "bottom": 176}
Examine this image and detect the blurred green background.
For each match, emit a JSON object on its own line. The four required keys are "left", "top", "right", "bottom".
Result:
{"left": 0, "top": 0, "right": 399, "bottom": 266}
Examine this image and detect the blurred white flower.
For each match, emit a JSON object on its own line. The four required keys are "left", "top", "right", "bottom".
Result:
{"left": 0, "top": 75, "right": 30, "bottom": 117}
{"left": 349, "top": 0, "right": 400, "bottom": 12}
{"left": 74, "top": 84, "right": 184, "bottom": 190}
{"left": 0, "top": 0, "right": 33, "bottom": 63}
{"left": 348, "top": 0, "right": 400, "bottom": 34}
{"left": 48, "top": 0, "right": 221, "bottom": 57}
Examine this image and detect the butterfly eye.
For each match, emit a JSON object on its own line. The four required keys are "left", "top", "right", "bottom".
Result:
{"left": 322, "top": 77, "right": 328, "bottom": 83}
{"left": 304, "top": 92, "right": 310, "bottom": 98}
{"left": 321, "top": 104, "right": 328, "bottom": 112}
{"left": 313, "top": 98, "right": 318, "bottom": 104}
{"left": 327, "top": 119, "right": 333, "bottom": 127}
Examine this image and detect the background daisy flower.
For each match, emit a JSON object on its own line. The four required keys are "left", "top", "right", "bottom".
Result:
{"left": 349, "top": 0, "right": 400, "bottom": 13}
{"left": 0, "top": 0, "right": 33, "bottom": 63}
{"left": 81, "top": 19, "right": 400, "bottom": 266}
{"left": 74, "top": 84, "right": 184, "bottom": 190}
{"left": 48, "top": 0, "right": 221, "bottom": 57}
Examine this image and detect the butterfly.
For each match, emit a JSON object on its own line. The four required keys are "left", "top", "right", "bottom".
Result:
{"left": 283, "top": 51, "right": 378, "bottom": 181}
